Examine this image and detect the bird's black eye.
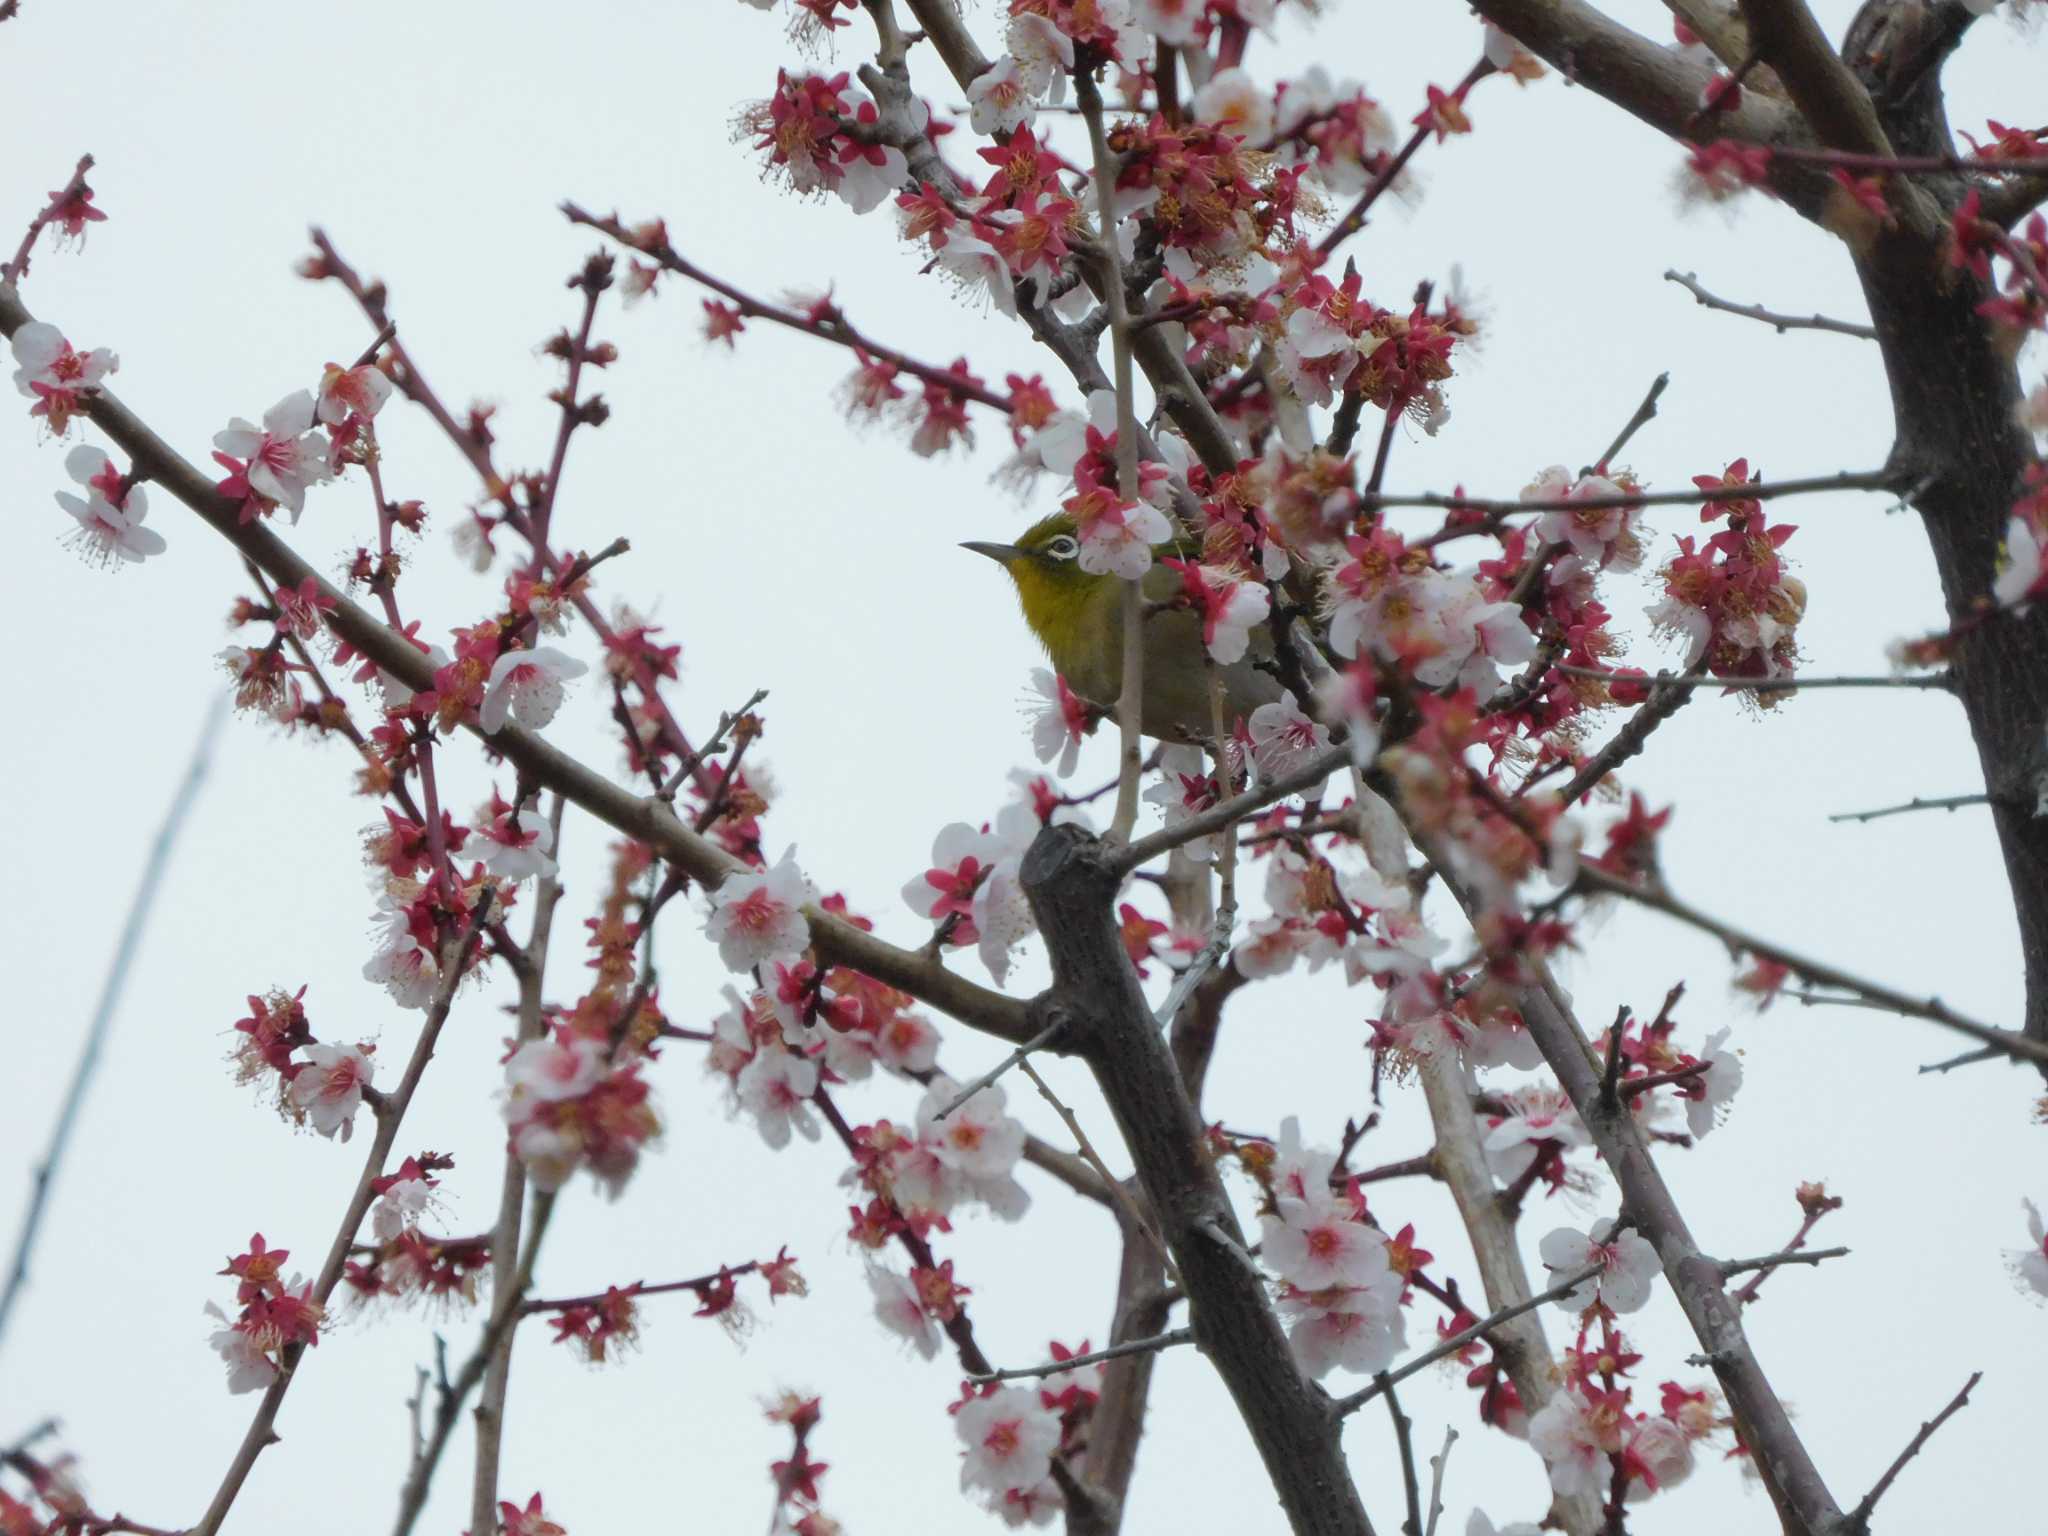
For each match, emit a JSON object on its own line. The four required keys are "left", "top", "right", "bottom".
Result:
{"left": 1044, "top": 535, "right": 1079, "bottom": 561}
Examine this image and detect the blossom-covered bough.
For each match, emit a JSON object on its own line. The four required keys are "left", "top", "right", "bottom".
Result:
{"left": 5, "top": 1, "right": 2048, "bottom": 1535}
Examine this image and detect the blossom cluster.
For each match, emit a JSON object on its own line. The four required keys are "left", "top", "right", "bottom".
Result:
{"left": 204, "top": 1233, "right": 325, "bottom": 1394}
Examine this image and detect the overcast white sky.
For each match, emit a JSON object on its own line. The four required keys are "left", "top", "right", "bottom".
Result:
{"left": 4, "top": 2, "right": 2043, "bottom": 1533}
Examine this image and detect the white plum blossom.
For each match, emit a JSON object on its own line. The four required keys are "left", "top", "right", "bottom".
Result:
{"left": 833, "top": 90, "right": 911, "bottom": 216}
{"left": 214, "top": 390, "right": 332, "bottom": 518}
{"left": 1006, "top": 12, "right": 1074, "bottom": 102}
{"left": 902, "top": 822, "right": 999, "bottom": 922}
{"left": 1191, "top": 66, "right": 1274, "bottom": 143}
{"left": 11, "top": 320, "right": 117, "bottom": 433}
{"left": 935, "top": 234, "right": 1021, "bottom": 318}
{"left": 1467, "top": 1514, "right": 1542, "bottom": 1536}
{"left": 1482, "top": 1084, "right": 1588, "bottom": 1184}
{"left": 1527, "top": 1393, "right": 1611, "bottom": 1500}
{"left": 1409, "top": 575, "right": 1539, "bottom": 699}
{"left": 1628, "top": 1416, "right": 1696, "bottom": 1496}
{"left": 363, "top": 898, "right": 440, "bottom": 1008}
{"left": 967, "top": 55, "right": 1038, "bottom": 135}
{"left": 479, "top": 645, "right": 588, "bottom": 733}
{"left": 1026, "top": 668, "right": 1089, "bottom": 777}
{"left": 289, "top": 1042, "right": 373, "bottom": 1140}
{"left": 2007, "top": 1198, "right": 2048, "bottom": 1301}
{"left": 920, "top": 1079, "right": 1027, "bottom": 1182}
{"left": 2019, "top": 378, "right": 2048, "bottom": 439}
{"left": 1233, "top": 914, "right": 1309, "bottom": 978}
{"left": 503, "top": 1034, "right": 606, "bottom": 1106}
{"left": 205, "top": 1303, "right": 279, "bottom": 1395}
{"left": 736, "top": 1046, "right": 820, "bottom": 1149}
{"left": 1247, "top": 692, "right": 1333, "bottom": 789}
{"left": 704, "top": 846, "right": 814, "bottom": 972}
{"left": 1540, "top": 1218, "right": 1660, "bottom": 1313}
{"left": 476, "top": 805, "right": 557, "bottom": 882}
{"left": 1279, "top": 1269, "right": 1407, "bottom": 1377}
{"left": 1145, "top": 744, "right": 1222, "bottom": 863}
{"left": 957, "top": 1385, "right": 1062, "bottom": 1495}
{"left": 1075, "top": 497, "right": 1172, "bottom": 580}
{"left": 1262, "top": 1194, "right": 1390, "bottom": 1291}
{"left": 970, "top": 801, "right": 1045, "bottom": 984}
{"left": 52, "top": 444, "right": 165, "bottom": 566}
{"left": 1682, "top": 1028, "right": 1743, "bottom": 1139}
{"left": 316, "top": 360, "right": 393, "bottom": 424}
{"left": 1527, "top": 466, "right": 1641, "bottom": 573}
{"left": 510, "top": 1122, "right": 582, "bottom": 1193}
{"left": 867, "top": 1265, "right": 940, "bottom": 1358}
{"left": 872, "top": 1008, "right": 941, "bottom": 1075}
{"left": 371, "top": 1171, "right": 437, "bottom": 1241}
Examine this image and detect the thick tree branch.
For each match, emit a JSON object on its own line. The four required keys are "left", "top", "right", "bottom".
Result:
{"left": 1021, "top": 824, "right": 1374, "bottom": 1536}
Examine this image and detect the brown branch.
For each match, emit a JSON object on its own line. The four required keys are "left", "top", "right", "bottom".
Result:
{"left": 968, "top": 1326, "right": 1196, "bottom": 1385}
{"left": 1842, "top": 1372, "right": 1981, "bottom": 1532}
{"left": 1735, "top": 0, "right": 1893, "bottom": 158}
{"left": 1718, "top": 1244, "right": 1849, "bottom": 1278}
{"left": 193, "top": 920, "right": 483, "bottom": 1536}
{"left": 1555, "top": 681, "right": 1692, "bottom": 805}
{"left": 1020, "top": 824, "right": 1374, "bottom": 1536}
{"left": 1365, "top": 466, "right": 1908, "bottom": 517}
{"left": 1398, "top": 807, "right": 1844, "bottom": 1536}
{"left": 468, "top": 809, "right": 565, "bottom": 1536}
{"left": 2, "top": 152, "right": 93, "bottom": 285}
{"left": 1113, "top": 746, "right": 1350, "bottom": 873}
{"left": 1827, "top": 792, "right": 1992, "bottom": 824}
{"left": 1553, "top": 662, "right": 1954, "bottom": 692}
{"left": 1665, "top": 269, "right": 1877, "bottom": 339}
{"left": 1576, "top": 864, "right": 2048, "bottom": 1068}
{"left": 522, "top": 1261, "right": 761, "bottom": 1315}
{"left": 1459, "top": 0, "right": 1791, "bottom": 144}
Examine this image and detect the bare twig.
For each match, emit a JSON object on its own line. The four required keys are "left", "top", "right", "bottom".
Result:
{"left": 1665, "top": 270, "right": 1877, "bottom": 339}
{"left": 1553, "top": 663, "right": 1954, "bottom": 692}
{"left": 1718, "top": 1244, "right": 1849, "bottom": 1278}
{"left": 932, "top": 1020, "right": 1067, "bottom": 1122}
{"left": 1576, "top": 864, "right": 2048, "bottom": 1068}
{"left": 1589, "top": 372, "right": 1670, "bottom": 474}
{"left": 1423, "top": 1426, "right": 1457, "bottom": 1536}
{"left": 1363, "top": 466, "right": 1908, "bottom": 517}
{"left": 0, "top": 692, "right": 227, "bottom": 1356}
{"left": 1828, "top": 792, "right": 1992, "bottom": 824}
{"left": 1114, "top": 746, "right": 1349, "bottom": 873}
{"left": 1017, "top": 1057, "right": 1180, "bottom": 1290}
{"left": 1842, "top": 1372, "right": 1982, "bottom": 1532}
{"left": 1337, "top": 1262, "right": 1602, "bottom": 1415}
{"left": 1382, "top": 1374, "right": 1424, "bottom": 1536}
{"left": 968, "top": 1326, "right": 1196, "bottom": 1384}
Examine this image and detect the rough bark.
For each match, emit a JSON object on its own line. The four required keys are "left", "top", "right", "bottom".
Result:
{"left": 1022, "top": 824, "right": 1374, "bottom": 1536}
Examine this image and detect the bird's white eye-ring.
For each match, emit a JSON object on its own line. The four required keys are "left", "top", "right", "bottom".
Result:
{"left": 1044, "top": 535, "right": 1079, "bottom": 561}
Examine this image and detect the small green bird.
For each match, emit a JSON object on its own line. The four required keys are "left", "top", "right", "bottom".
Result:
{"left": 964, "top": 512, "right": 1284, "bottom": 743}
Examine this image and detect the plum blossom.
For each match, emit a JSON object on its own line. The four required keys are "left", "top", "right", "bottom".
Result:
{"left": 1281, "top": 1277, "right": 1407, "bottom": 1378}
{"left": 11, "top": 320, "right": 117, "bottom": 435}
{"left": 902, "top": 822, "right": 999, "bottom": 929}
{"left": 706, "top": 846, "right": 814, "bottom": 972}
{"left": 213, "top": 390, "right": 331, "bottom": 519}
{"left": 1466, "top": 1515, "right": 1541, "bottom": 1536}
{"left": 1527, "top": 1393, "right": 1611, "bottom": 1500}
{"left": 316, "top": 360, "right": 393, "bottom": 424}
{"left": 480, "top": 646, "right": 589, "bottom": 733}
{"left": 1191, "top": 67, "right": 1274, "bottom": 143}
{"left": 1164, "top": 559, "right": 1271, "bottom": 664}
{"left": 833, "top": 91, "right": 911, "bottom": 216}
{"left": 957, "top": 1386, "right": 1062, "bottom": 1495}
{"left": 1262, "top": 1193, "right": 1390, "bottom": 1291}
{"left": 736, "top": 1047, "right": 821, "bottom": 1148}
{"left": 1026, "top": 669, "right": 1091, "bottom": 776}
{"left": 370, "top": 1170, "right": 437, "bottom": 1241}
{"left": 363, "top": 898, "right": 440, "bottom": 1008}
{"left": 1066, "top": 465, "right": 1172, "bottom": 579}
{"left": 1682, "top": 1027, "right": 1743, "bottom": 1139}
{"left": 475, "top": 801, "right": 557, "bottom": 882}
{"left": 2008, "top": 1198, "right": 2048, "bottom": 1300}
{"left": 52, "top": 444, "right": 165, "bottom": 566}
{"left": 289, "top": 1042, "right": 373, "bottom": 1141}
{"left": 504, "top": 1034, "right": 607, "bottom": 1105}
{"left": 919, "top": 1079, "right": 1026, "bottom": 1182}
{"left": 1247, "top": 692, "right": 1332, "bottom": 788}
{"left": 967, "top": 56, "right": 1038, "bottom": 136}
{"left": 1481, "top": 1084, "right": 1588, "bottom": 1184}
{"left": 205, "top": 1301, "right": 280, "bottom": 1394}
{"left": 867, "top": 1265, "right": 940, "bottom": 1358}
{"left": 1540, "top": 1218, "right": 1659, "bottom": 1313}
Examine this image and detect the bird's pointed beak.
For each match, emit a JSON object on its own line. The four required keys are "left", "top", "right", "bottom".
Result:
{"left": 960, "top": 540, "right": 1021, "bottom": 564}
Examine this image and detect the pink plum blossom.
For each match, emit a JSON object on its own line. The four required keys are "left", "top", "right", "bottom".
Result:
{"left": 213, "top": 390, "right": 332, "bottom": 519}
{"left": 736, "top": 1046, "right": 820, "bottom": 1148}
{"left": 11, "top": 320, "right": 117, "bottom": 434}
